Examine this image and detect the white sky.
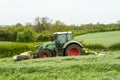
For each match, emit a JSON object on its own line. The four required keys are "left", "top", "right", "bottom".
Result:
{"left": 0, "top": 0, "right": 120, "bottom": 25}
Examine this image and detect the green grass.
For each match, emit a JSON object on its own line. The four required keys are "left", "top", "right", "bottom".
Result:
{"left": 0, "top": 51, "right": 120, "bottom": 80}
{"left": 74, "top": 31, "right": 120, "bottom": 47}
{"left": 0, "top": 41, "right": 13, "bottom": 44}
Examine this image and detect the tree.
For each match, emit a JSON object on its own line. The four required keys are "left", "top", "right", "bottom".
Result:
{"left": 33, "top": 17, "right": 52, "bottom": 33}
{"left": 15, "top": 23, "right": 25, "bottom": 32}
{"left": 51, "top": 20, "right": 69, "bottom": 32}
{"left": 15, "top": 23, "right": 23, "bottom": 27}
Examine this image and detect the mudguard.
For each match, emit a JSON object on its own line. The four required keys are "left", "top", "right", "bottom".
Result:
{"left": 63, "top": 40, "right": 83, "bottom": 49}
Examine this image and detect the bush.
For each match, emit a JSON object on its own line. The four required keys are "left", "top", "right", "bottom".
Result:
{"left": 36, "top": 34, "right": 50, "bottom": 41}
{"left": 36, "top": 31, "right": 52, "bottom": 42}
{"left": 0, "top": 28, "right": 18, "bottom": 41}
{"left": 10, "top": 29, "right": 18, "bottom": 41}
{"left": 17, "top": 30, "right": 35, "bottom": 42}
{"left": 0, "top": 29, "right": 12, "bottom": 41}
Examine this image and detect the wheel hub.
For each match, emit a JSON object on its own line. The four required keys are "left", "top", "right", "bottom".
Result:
{"left": 41, "top": 53, "right": 49, "bottom": 58}
{"left": 68, "top": 48, "right": 79, "bottom": 56}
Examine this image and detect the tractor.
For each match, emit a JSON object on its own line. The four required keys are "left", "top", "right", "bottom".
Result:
{"left": 34, "top": 32, "right": 83, "bottom": 58}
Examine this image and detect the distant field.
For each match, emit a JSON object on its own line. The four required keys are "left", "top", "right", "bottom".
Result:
{"left": 74, "top": 31, "right": 120, "bottom": 46}
{"left": 0, "top": 51, "right": 120, "bottom": 80}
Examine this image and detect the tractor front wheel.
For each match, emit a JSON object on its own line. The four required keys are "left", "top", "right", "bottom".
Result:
{"left": 65, "top": 44, "right": 82, "bottom": 56}
{"left": 38, "top": 50, "right": 52, "bottom": 58}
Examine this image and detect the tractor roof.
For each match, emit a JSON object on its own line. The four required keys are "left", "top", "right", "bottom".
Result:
{"left": 54, "top": 32, "right": 72, "bottom": 34}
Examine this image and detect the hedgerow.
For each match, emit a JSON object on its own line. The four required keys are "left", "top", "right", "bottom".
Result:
{"left": 1, "top": 42, "right": 120, "bottom": 58}
{"left": 83, "top": 43, "right": 105, "bottom": 50}
{"left": 109, "top": 43, "right": 120, "bottom": 50}
{"left": 0, "top": 42, "right": 42, "bottom": 58}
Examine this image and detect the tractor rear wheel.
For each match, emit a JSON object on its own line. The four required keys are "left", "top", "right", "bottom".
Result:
{"left": 38, "top": 50, "right": 52, "bottom": 58}
{"left": 65, "top": 44, "right": 82, "bottom": 56}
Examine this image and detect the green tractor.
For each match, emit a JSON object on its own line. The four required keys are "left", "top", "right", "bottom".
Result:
{"left": 34, "top": 32, "right": 83, "bottom": 58}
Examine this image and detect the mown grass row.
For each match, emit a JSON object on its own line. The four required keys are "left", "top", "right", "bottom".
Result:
{"left": 0, "top": 51, "right": 120, "bottom": 80}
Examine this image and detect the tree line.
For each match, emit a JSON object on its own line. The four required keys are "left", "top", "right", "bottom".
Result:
{"left": 0, "top": 17, "right": 120, "bottom": 42}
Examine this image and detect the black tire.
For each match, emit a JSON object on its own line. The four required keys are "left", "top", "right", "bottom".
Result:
{"left": 38, "top": 49, "right": 52, "bottom": 58}
{"left": 65, "top": 44, "right": 82, "bottom": 56}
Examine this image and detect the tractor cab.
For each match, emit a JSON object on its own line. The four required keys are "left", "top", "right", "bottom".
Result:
{"left": 53, "top": 32, "right": 72, "bottom": 48}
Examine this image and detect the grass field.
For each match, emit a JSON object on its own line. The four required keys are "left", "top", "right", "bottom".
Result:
{"left": 0, "top": 31, "right": 120, "bottom": 80}
{"left": 74, "top": 31, "right": 120, "bottom": 46}
{"left": 0, "top": 50, "right": 120, "bottom": 80}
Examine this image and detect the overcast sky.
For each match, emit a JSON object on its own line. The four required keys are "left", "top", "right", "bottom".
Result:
{"left": 0, "top": 0, "right": 120, "bottom": 25}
